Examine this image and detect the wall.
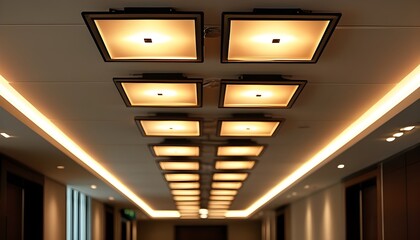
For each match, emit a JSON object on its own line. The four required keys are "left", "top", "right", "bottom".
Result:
{"left": 137, "top": 219, "right": 261, "bottom": 240}
{"left": 290, "top": 183, "right": 345, "bottom": 240}
{"left": 91, "top": 199, "right": 106, "bottom": 240}
{"left": 44, "top": 177, "right": 66, "bottom": 240}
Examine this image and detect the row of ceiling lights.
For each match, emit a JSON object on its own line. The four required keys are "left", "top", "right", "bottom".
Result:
{"left": 82, "top": 8, "right": 341, "bottom": 63}
{"left": 115, "top": 75, "right": 292, "bottom": 218}
{"left": 80, "top": 7, "right": 341, "bottom": 218}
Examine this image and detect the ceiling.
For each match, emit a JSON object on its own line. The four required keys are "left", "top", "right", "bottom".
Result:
{"left": 0, "top": 0, "right": 419, "bottom": 219}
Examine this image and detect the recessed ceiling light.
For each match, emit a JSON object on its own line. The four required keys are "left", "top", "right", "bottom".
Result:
{"left": 386, "top": 137, "right": 396, "bottom": 142}
{"left": 159, "top": 161, "right": 200, "bottom": 171}
{"left": 169, "top": 182, "right": 200, "bottom": 189}
{"left": 171, "top": 190, "right": 200, "bottom": 196}
{"left": 220, "top": 77, "right": 306, "bottom": 108}
{"left": 165, "top": 173, "right": 200, "bottom": 182}
{"left": 393, "top": 132, "right": 404, "bottom": 137}
{"left": 151, "top": 145, "right": 200, "bottom": 157}
{"left": 304, "top": 185, "right": 310, "bottom": 189}
{"left": 219, "top": 120, "right": 281, "bottom": 137}
{"left": 0, "top": 132, "right": 11, "bottom": 138}
{"left": 108, "top": 196, "right": 115, "bottom": 201}
{"left": 90, "top": 185, "right": 97, "bottom": 189}
{"left": 215, "top": 160, "right": 256, "bottom": 170}
{"left": 82, "top": 8, "right": 204, "bottom": 62}
{"left": 213, "top": 173, "right": 248, "bottom": 181}
{"left": 217, "top": 145, "right": 264, "bottom": 157}
{"left": 337, "top": 164, "right": 345, "bottom": 169}
{"left": 210, "top": 190, "right": 238, "bottom": 196}
{"left": 114, "top": 76, "right": 202, "bottom": 107}
{"left": 221, "top": 9, "right": 341, "bottom": 63}
{"left": 400, "top": 126, "right": 415, "bottom": 131}
{"left": 136, "top": 118, "right": 201, "bottom": 137}
{"left": 56, "top": 165, "right": 65, "bottom": 170}
{"left": 212, "top": 182, "right": 243, "bottom": 189}
{"left": 173, "top": 195, "right": 200, "bottom": 201}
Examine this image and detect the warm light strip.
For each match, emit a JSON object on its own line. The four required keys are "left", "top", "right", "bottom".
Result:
{"left": 0, "top": 75, "right": 179, "bottom": 218}
{"left": 226, "top": 64, "right": 420, "bottom": 218}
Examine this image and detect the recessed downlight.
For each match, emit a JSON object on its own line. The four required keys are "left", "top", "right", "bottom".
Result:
{"left": 400, "top": 126, "right": 415, "bottom": 131}
{"left": 57, "top": 165, "right": 65, "bottom": 170}
{"left": 0, "top": 132, "right": 11, "bottom": 138}
{"left": 393, "top": 132, "right": 404, "bottom": 137}
{"left": 90, "top": 185, "right": 97, "bottom": 189}
{"left": 337, "top": 164, "right": 345, "bottom": 169}
{"left": 386, "top": 137, "right": 396, "bottom": 142}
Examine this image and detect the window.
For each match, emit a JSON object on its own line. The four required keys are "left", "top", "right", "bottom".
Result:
{"left": 67, "top": 187, "right": 91, "bottom": 240}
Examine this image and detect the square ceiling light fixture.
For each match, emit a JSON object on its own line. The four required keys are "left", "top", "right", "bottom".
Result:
{"left": 165, "top": 173, "right": 200, "bottom": 182}
{"left": 158, "top": 160, "right": 200, "bottom": 171}
{"left": 169, "top": 182, "right": 200, "bottom": 189}
{"left": 220, "top": 75, "right": 306, "bottom": 108}
{"left": 217, "top": 144, "right": 265, "bottom": 157}
{"left": 136, "top": 117, "right": 201, "bottom": 137}
{"left": 114, "top": 74, "right": 202, "bottom": 107}
{"left": 215, "top": 160, "right": 256, "bottom": 170}
{"left": 82, "top": 8, "right": 203, "bottom": 62}
{"left": 221, "top": 9, "right": 341, "bottom": 63}
{"left": 213, "top": 173, "right": 249, "bottom": 181}
{"left": 218, "top": 118, "right": 282, "bottom": 137}
{"left": 212, "top": 182, "right": 243, "bottom": 189}
{"left": 150, "top": 144, "right": 200, "bottom": 157}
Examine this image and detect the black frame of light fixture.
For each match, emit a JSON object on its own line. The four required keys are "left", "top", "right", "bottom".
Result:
{"left": 135, "top": 116, "right": 203, "bottom": 137}
{"left": 221, "top": 9, "right": 341, "bottom": 63}
{"left": 219, "top": 75, "right": 307, "bottom": 108}
{"left": 217, "top": 118, "right": 284, "bottom": 137}
{"left": 149, "top": 143, "right": 201, "bottom": 157}
{"left": 82, "top": 8, "right": 204, "bottom": 62}
{"left": 114, "top": 73, "right": 203, "bottom": 108}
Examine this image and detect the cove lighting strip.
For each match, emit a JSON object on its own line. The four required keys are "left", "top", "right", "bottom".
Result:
{"left": 226, "top": 64, "right": 420, "bottom": 218}
{"left": 0, "top": 75, "right": 179, "bottom": 219}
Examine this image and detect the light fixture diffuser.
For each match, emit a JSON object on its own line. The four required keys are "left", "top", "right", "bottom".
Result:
{"left": 221, "top": 9, "right": 341, "bottom": 63}
{"left": 82, "top": 8, "right": 203, "bottom": 62}
{"left": 174, "top": 196, "right": 200, "bottom": 201}
{"left": 151, "top": 144, "right": 200, "bottom": 157}
{"left": 210, "top": 190, "right": 238, "bottom": 196}
{"left": 114, "top": 76, "right": 202, "bottom": 107}
{"left": 164, "top": 173, "right": 199, "bottom": 182}
{"left": 212, "top": 182, "right": 243, "bottom": 189}
{"left": 209, "top": 195, "right": 235, "bottom": 201}
{"left": 215, "top": 160, "right": 256, "bottom": 170}
{"left": 213, "top": 173, "right": 249, "bottom": 181}
{"left": 136, "top": 117, "right": 201, "bottom": 137}
{"left": 169, "top": 182, "right": 200, "bottom": 189}
{"left": 220, "top": 77, "right": 306, "bottom": 108}
{"left": 219, "top": 119, "right": 281, "bottom": 137}
{"left": 159, "top": 161, "right": 200, "bottom": 171}
{"left": 217, "top": 145, "right": 264, "bottom": 157}
{"left": 171, "top": 190, "right": 200, "bottom": 196}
